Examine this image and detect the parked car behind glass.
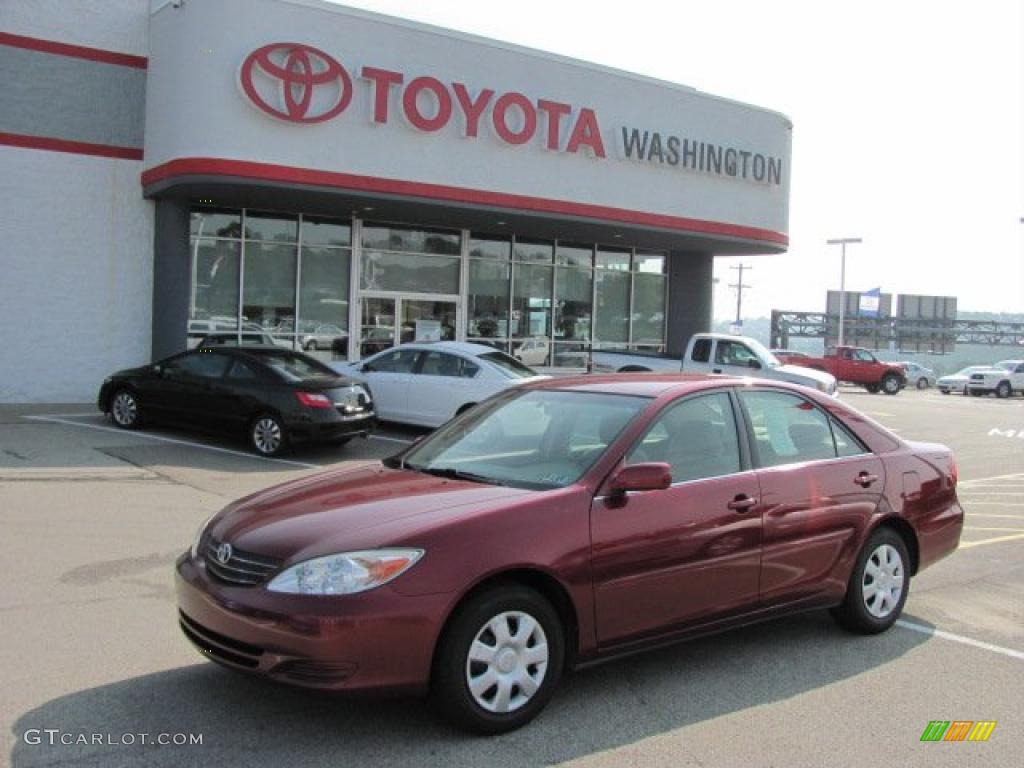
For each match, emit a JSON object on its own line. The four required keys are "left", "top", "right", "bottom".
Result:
{"left": 99, "top": 347, "right": 374, "bottom": 456}
{"left": 332, "top": 341, "right": 547, "bottom": 427}
{"left": 176, "top": 374, "right": 963, "bottom": 733}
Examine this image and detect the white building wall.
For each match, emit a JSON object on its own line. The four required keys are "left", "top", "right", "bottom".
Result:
{"left": 0, "top": 0, "right": 153, "bottom": 403}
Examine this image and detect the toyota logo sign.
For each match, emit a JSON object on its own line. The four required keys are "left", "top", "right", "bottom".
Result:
{"left": 239, "top": 43, "right": 352, "bottom": 123}
{"left": 215, "top": 542, "right": 233, "bottom": 565}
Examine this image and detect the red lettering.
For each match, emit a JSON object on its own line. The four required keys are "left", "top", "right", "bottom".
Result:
{"left": 452, "top": 83, "right": 494, "bottom": 138}
{"left": 566, "top": 108, "right": 605, "bottom": 158}
{"left": 492, "top": 92, "right": 537, "bottom": 145}
{"left": 537, "top": 99, "right": 571, "bottom": 151}
{"left": 361, "top": 66, "right": 403, "bottom": 123}
{"left": 402, "top": 76, "right": 452, "bottom": 132}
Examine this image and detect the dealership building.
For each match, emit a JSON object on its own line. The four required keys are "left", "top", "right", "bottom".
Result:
{"left": 0, "top": 0, "right": 791, "bottom": 402}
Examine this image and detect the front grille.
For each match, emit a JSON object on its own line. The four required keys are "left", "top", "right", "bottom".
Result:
{"left": 179, "top": 611, "right": 263, "bottom": 669}
{"left": 203, "top": 537, "right": 282, "bottom": 586}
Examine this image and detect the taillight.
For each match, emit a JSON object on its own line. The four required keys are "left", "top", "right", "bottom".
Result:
{"left": 296, "top": 391, "right": 332, "bottom": 409}
{"left": 949, "top": 454, "right": 958, "bottom": 487}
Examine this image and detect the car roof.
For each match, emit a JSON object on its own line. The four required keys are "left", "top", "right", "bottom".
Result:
{"left": 520, "top": 372, "right": 809, "bottom": 397}
{"left": 379, "top": 341, "right": 508, "bottom": 357}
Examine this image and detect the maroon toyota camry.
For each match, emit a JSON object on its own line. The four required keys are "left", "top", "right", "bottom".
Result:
{"left": 176, "top": 375, "right": 963, "bottom": 732}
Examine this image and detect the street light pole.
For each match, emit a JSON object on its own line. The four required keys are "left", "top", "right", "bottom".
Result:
{"left": 826, "top": 237, "right": 862, "bottom": 347}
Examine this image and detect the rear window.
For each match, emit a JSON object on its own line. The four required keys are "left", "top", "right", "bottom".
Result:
{"left": 480, "top": 351, "right": 537, "bottom": 378}
{"left": 248, "top": 351, "right": 336, "bottom": 382}
{"left": 690, "top": 338, "right": 711, "bottom": 363}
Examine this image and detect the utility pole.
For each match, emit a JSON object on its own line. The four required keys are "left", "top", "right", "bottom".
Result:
{"left": 826, "top": 238, "right": 863, "bottom": 347}
{"left": 729, "top": 264, "right": 752, "bottom": 327}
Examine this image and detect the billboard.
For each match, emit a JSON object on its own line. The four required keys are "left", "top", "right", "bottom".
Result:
{"left": 895, "top": 294, "right": 958, "bottom": 353}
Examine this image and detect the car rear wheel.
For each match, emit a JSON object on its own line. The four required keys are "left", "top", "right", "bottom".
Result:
{"left": 433, "top": 584, "right": 564, "bottom": 734}
{"left": 249, "top": 413, "right": 287, "bottom": 456}
{"left": 881, "top": 373, "right": 901, "bottom": 395}
{"left": 865, "top": 383, "right": 880, "bottom": 394}
{"left": 940, "top": 389, "right": 950, "bottom": 395}
{"left": 110, "top": 389, "right": 141, "bottom": 429}
{"left": 304, "top": 340, "right": 317, "bottom": 351}
{"left": 996, "top": 381, "right": 1012, "bottom": 399}
{"left": 831, "top": 528, "right": 909, "bottom": 634}
{"left": 970, "top": 389, "right": 983, "bottom": 397}
{"left": 916, "top": 377, "right": 928, "bottom": 390}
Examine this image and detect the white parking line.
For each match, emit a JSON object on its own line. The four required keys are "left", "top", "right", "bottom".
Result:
{"left": 896, "top": 620, "right": 1024, "bottom": 662}
{"left": 960, "top": 472, "right": 1024, "bottom": 486}
{"left": 24, "top": 415, "right": 320, "bottom": 469}
{"left": 967, "top": 512, "right": 1024, "bottom": 519}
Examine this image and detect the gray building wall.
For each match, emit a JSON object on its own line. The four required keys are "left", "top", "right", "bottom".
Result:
{"left": 666, "top": 252, "right": 714, "bottom": 357}
{"left": 151, "top": 199, "right": 192, "bottom": 360}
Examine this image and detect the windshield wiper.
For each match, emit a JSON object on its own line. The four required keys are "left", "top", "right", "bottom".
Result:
{"left": 414, "top": 466, "right": 505, "bottom": 486}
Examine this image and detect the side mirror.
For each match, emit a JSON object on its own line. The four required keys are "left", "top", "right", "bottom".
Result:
{"left": 608, "top": 463, "right": 672, "bottom": 495}
{"left": 747, "top": 359, "right": 762, "bottom": 370}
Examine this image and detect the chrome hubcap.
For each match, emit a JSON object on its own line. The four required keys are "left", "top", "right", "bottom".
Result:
{"left": 253, "top": 418, "right": 281, "bottom": 454}
{"left": 112, "top": 393, "right": 137, "bottom": 425}
{"left": 863, "top": 544, "right": 904, "bottom": 618}
{"left": 465, "top": 611, "right": 548, "bottom": 714}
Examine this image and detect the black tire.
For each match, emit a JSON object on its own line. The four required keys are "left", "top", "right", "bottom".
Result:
{"left": 916, "top": 377, "right": 928, "bottom": 390}
{"left": 831, "top": 528, "right": 910, "bottom": 634}
{"left": 970, "top": 389, "right": 983, "bottom": 397}
{"left": 304, "top": 340, "right": 317, "bottom": 351}
{"left": 881, "top": 373, "right": 901, "bottom": 395}
{"left": 940, "top": 389, "right": 950, "bottom": 395}
{"left": 248, "top": 413, "right": 288, "bottom": 457}
{"left": 996, "top": 381, "right": 1012, "bottom": 399}
{"left": 109, "top": 388, "right": 142, "bottom": 429}
{"left": 865, "top": 383, "right": 880, "bottom": 394}
{"left": 432, "top": 584, "right": 565, "bottom": 734}
{"left": 618, "top": 366, "right": 651, "bottom": 373}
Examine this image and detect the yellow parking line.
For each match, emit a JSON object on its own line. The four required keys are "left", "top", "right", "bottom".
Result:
{"left": 962, "top": 501, "right": 1024, "bottom": 506}
{"left": 960, "top": 533, "right": 1024, "bottom": 549}
{"left": 967, "top": 513, "right": 1024, "bottom": 519}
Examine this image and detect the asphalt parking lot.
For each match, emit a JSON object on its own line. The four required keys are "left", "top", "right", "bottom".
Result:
{"left": 2, "top": 386, "right": 1022, "bottom": 767}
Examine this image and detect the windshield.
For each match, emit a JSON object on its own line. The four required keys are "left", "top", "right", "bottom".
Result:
{"left": 252, "top": 351, "right": 338, "bottom": 382}
{"left": 995, "top": 361, "right": 1017, "bottom": 372}
{"left": 480, "top": 351, "right": 538, "bottom": 378}
{"left": 398, "top": 389, "right": 650, "bottom": 489}
{"left": 743, "top": 338, "right": 781, "bottom": 367}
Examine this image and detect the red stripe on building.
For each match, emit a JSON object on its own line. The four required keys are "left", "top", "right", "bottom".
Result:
{"left": 0, "top": 132, "right": 143, "bottom": 160}
{"left": 0, "top": 32, "right": 147, "bottom": 69}
{"left": 142, "top": 157, "right": 789, "bottom": 247}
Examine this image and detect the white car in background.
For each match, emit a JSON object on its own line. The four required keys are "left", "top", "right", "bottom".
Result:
{"left": 896, "top": 361, "right": 937, "bottom": 389}
{"left": 332, "top": 341, "right": 548, "bottom": 427}
{"left": 937, "top": 366, "right": 992, "bottom": 395}
{"left": 967, "top": 360, "right": 1024, "bottom": 398}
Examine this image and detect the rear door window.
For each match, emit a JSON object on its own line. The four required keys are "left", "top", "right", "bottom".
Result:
{"left": 739, "top": 390, "right": 838, "bottom": 467}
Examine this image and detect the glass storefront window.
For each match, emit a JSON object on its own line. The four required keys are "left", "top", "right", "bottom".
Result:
{"left": 299, "top": 246, "right": 350, "bottom": 354}
{"left": 554, "top": 267, "right": 592, "bottom": 342}
{"left": 632, "top": 272, "right": 666, "bottom": 349}
{"left": 190, "top": 209, "right": 240, "bottom": 239}
{"left": 634, "top": 251, "right": 666, "bottom": 274}
{"left": 594, "top": 269, "right": 630, "bottom": 344}
{"left": 469, "top": 234, "right": 512, "bottom": 260}
{"left": 401, "top": 300, "right": 457, "bottom": 344}
{"left": 189, "top": 238, "right": 240, "bottom": 328}
{"left": 244, "top": 212, "right": 298, "bottom": 243}
{"left": 468, "top": 259, "right": 510, "bottom": 339}
{"left": 301, "top": 216, "right": 351, "bottom": 247}
{"left": 362, "top": 224, "right": 460, "bottom": 255}
{"left": 243, "top": 243, "right": 297, "bottom": 339}
{"left": 514, "top": 238, "right": 554, "bottom": 263}
{"left": 556, "top": 243, "right": 593, "bottom": 268}
{"left": 596, "top": 247, "right": 631, "bottom": 271}
{"left": 361, "top": 250, "right": 460, "bottom": 293}
{"left": 512, "top": 263, "right": 552, "bottom": 340}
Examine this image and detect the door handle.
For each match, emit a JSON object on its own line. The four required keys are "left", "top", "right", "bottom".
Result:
{"left": 727, "top": 494, "right": 757, "bottom": 512}
{"left": 855, "top": 471, "right": 879, "bottom": 488}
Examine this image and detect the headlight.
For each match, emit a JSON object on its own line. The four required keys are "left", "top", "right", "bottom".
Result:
{"left": 190, "top": 515, "right": 215, "bottom": 559}
{"left": 267, "top": 549, "right": 424, "bottom": 595}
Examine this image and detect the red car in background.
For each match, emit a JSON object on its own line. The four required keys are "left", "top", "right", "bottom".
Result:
{"left": 777, "top": 346, "right": 907, "bottom": 394}
{"left": 176, "top": 374, "right": 963, "bottom": 733}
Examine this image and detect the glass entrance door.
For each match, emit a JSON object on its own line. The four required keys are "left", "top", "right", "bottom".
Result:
{"left": 358, "top": 295, "right": 459, "bottom": 358}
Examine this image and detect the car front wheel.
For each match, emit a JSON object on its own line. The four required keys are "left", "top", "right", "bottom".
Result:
{"left": 249, "top": 413, "right": 287, "bottom": 456}
{"left": 110, "top": 389, "right": 141, "bottom": 429}
{"left": 831, "top": 528, "right": 909, "bottom": 634}
{"left": 433, "top": 584, "right": 564, "bottom": 734}
{"left": 881, "top": 373, "right": 901, "bottom": 395}
{"left": 916, "top": 377, "right": 928, "bottom": 390}
{"left": 996, "top": 381, "right": 1012, "bottom": 399}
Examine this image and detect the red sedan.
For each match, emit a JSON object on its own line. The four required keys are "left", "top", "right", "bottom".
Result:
{"left": 176, "top": 374, "right": 964, "bottom": 733}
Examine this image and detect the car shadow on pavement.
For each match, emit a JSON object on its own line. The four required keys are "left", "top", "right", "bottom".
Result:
{"left": 10, "top": 611, "right": 932, "bottom": 767}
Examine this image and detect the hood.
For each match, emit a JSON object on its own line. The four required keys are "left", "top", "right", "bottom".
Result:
{"left": 208, "top": 464, "right": 533, "bottom": 563}
{"left": 773, "top": 364, "right": 837, "bottom": 389}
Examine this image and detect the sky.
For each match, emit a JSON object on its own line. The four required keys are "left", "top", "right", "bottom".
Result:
{"left": 330, "top": 0, "right": 1023, "bottom": 321}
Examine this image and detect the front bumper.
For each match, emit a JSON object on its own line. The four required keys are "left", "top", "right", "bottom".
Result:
{"left": 175, "top": 553, "right": 449, "bottom": 693}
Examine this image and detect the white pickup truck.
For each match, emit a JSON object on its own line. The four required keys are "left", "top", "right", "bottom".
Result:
{"left": 966, "top": 360, "right": 1024, "bottom": 398}
{"left": 591, "top": 333, "right": 838, "bottom": 396}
